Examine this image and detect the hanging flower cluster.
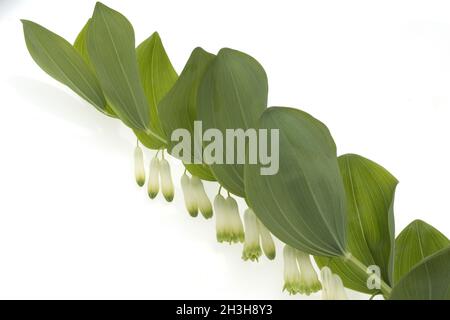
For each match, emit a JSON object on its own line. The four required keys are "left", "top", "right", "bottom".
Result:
{"left": 134, "top": 144, "right": 346, "bottom": 299}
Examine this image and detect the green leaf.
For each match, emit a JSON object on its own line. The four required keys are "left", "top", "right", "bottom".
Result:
{"left": 73, "top": 19, "right": 93, "bottom": 68}
{"left": 73, "top": 19, "right": 116, "bottom": 117}
{"left": 244, "top": 107, "right": 346, "bottom": 257}
{"left": 315, "top": 154, "right": 398, "bottom": 294}
{"left": 390, "top": 246, "right": 450, "bottom": 300}
{"left": 87, "top": 2, "right": 162, "bottom": 141}
{"left": 133, "top": 32, "right": 178, "bottom": 149}
{"left": 394, "top": 220, "right": 450, "bottom": 284}
{"left": 158, "top": 47, "right": 216, "bottom": 180}
{"left": 22, "top": 20, "right": 108, "bottom": 114}
{"left": 184, "top": 163, "right": 216, "bottom": 181}
{"left": 197, "top": 48, "right": 268, "bottom": 197}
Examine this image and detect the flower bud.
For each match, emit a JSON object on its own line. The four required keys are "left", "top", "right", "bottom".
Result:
{"left": 242, "top": 208, "right": 262, "bottom": 261}
{"left": 214, "top": 194, "right": 229, "bottom": 243}
{"left": 296, "top": 250, "right": 321, "bottom": 295}
{"left": 180, "top": 173, "right": 197, "bottom": 217}
{"left": 258, "top": 219, "right": 276, "bottom": 260}
{"left": 159, "top": 158, "right": 174, "bottom": 202}
{"left": 134, "top": 145, "right": 145, "bottom": 187}
{"left": 320, "top": 266, "right": 347, "bottom": 300}
{"left": 283, "top": 245, "right": 301, "bottom": 294}
{"left": 190, "top": 176, "right": 213, "bottom": 219}
{"left": 147, "top": 156, "right": 160, "bottom": 199}
{"left": 225, "top": 196, "right": 245, "bottom": 244}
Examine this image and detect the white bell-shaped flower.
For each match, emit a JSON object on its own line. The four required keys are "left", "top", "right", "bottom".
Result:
{"left": 159, "top": 158, "right": 174, "bottom": 202}
{"left": 283, "top": 245, "right": 322, "bottom": 295}
{"left": 225, "top": 195, "right": 245, "bottom": 244}
{"left": 320, "top": 266, "right": 348, "bottom": 300}
{"left": 134, "top": 145, "right": 145, "bottom": 187}
{"left": 147, "top": 156, "right": 160, "bottom": 199}
{"left": 242, "top": 208, "right": 262, "bottom": 261}
{"left": 258, "top": 219, "right": 276, "bottom": 260}
{"left": 180, "top": 173, "right": 197, "bottom": 217}
{"left": 296, "top": 250, "right": 322, "bottom": 295}
{"left": 190, "top": 176, "right": 213, "bottom": 219}
{"left": 283, "top": 245, "right": 302, "bottom": 294}
{"left": 214, "top": 194, "right": 229, "bottom": 243}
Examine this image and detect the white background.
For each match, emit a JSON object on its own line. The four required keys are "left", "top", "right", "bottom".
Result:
{"left": 0, "top": 0, "right": 449, "bottom": 299}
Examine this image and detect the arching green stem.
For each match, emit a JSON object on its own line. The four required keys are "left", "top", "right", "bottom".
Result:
{"left": 344, "top": 253, "right": 392, "bottom": 298}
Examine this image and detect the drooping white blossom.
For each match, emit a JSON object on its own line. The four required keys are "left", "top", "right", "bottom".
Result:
{"left": 283, "top": 245, "right": 302, "bottom": 294}
{"left": 134, "top": 145, "right": 145, "bottom": 187}
{"left": 159, "top": 158, "right": 174, "bottom": 202}
{"left": 180, "top": 173, "right": 197, "bottom": 217}
{"left": 320, "top": 266, "right": 348, "bottom": 300}
{"left": 190, "top": 176, "right": 213, "bottom": 219}
{"left": 214, "top": 193, "right": 244, "bottom": 244}
{"left": 214, "top": 194, "right": 229, "bottom": 242}
{"left": 225, "top": 196, "right": 245, "bottom": 244}
{"left": 295, "top": 250, "right": 322, "bottom": 295}
{"left": 147, "top": 156, "right": 160, "bottom": 199}
{"left": 258, "top": 219, "right": 276, "bottom": 260}
{"left": 242, "top": 208, "right": 262, "bottom": 261}
{"left": 283, "top": 245, "right": 322, "bottom": 295}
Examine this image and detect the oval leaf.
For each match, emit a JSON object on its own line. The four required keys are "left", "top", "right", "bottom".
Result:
{"left": 133, "top": 32, "right": 178, "bottom": 149}
{"left": 159, "top": 47, "right": 216, "bottom": 180}
{"left": 73, "top": 19, "right": 116, "bottom": 117}
{"left": 390, "top": 246, "right": 450, "bottom": 300}
{"left": 22, "top": 20, "right": 107, "bottom": 114}
{"left": 244, "top": 107, "right": 346, "bottom": 257}
{"left": 87, "top": 2, "right": 158, "bottom": 137}
{"left": 315, "top": 154, "right": 398, "bottom": 293}
{"left": 394, "top": 219, "right": 450, "bottom": 284}
{"left": 197, "top": 48, "right": 268, "bottom": 196}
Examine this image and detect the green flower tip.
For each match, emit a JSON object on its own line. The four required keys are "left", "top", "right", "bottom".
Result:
{"left": 136, "top": 177, "right": 145, "bottom": 187}
{"left": 188, "top": 207, "right": 199, "bottom": 218}
{"left": 147, "top": 190, "right": 158, "bottom": 199}
{"left": 242, "top": 245, "right": 262, "bottom": 262}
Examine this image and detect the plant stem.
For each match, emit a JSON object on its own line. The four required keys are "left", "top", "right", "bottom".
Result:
{"left": 344, "top": 253, "right": 392, "bottom": 298}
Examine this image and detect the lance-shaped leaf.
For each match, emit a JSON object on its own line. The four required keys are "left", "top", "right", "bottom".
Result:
{"left": 394, "top": 220, "right": 450, "bottom": 284}
{"left": 87, "top": 2, "right": 161, "bottom": 140}
{"left": 244, "top": 107, "right": 347, "bottom": 257}
{"left": 315, "top": 154, "right": 398, "bottom": 294}
{"left": 133, "top": 32, "right": 178, "bottom": 149}
{"left": 198, "top": 48, "right": 268, "bottom": 196}
{"left": 73, "top": 19, "right": 92, "bottom": 68}
{"left": 158, "top": 47, "right": 216, "bottom": 181}
{"left": 390, "top": 246, "right": 450, "bottom": 300}
{"left": 73, "top": 19, "right": 116, "bottom": 117}
{"left": 22, "top": 20, "right": 108, "bottom": 114}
